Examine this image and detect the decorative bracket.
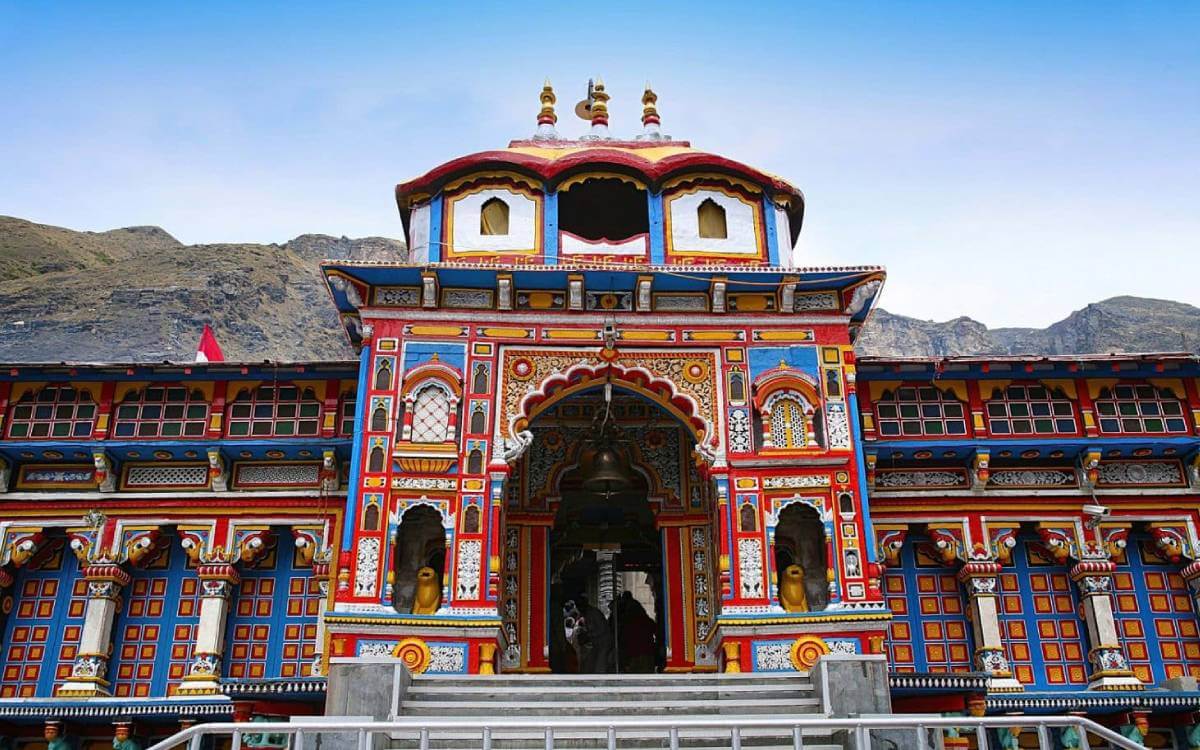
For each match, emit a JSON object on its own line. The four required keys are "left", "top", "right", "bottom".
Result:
{"left": 1079, "top": 447, "right": 1103, "bottom": 489}
{"left": 320, "top": 449, "right": 340, "bottom": 494}
{"left": 971, "top": 448, "right": 990, "bottom": 489}
{"left": 93, "top": 451, "right": 115, "bottom": 492}
{"left": 207, "top": 449, "right": 228, "bottom": 492}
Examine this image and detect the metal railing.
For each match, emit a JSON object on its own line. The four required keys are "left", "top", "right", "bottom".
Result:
{"left": 145, "top": 715, "right": 1143, "bottom": 750}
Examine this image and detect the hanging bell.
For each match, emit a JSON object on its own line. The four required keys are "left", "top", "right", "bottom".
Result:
{"left": 581, "top": 444, "right": 633, "bottom": 494}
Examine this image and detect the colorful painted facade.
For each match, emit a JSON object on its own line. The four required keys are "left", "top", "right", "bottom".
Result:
{"left": 2, "top": 83, "right": 1200, "bottom": 746}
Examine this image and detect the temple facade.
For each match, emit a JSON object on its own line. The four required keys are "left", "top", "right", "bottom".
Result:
{"left": 2, "top": 82, "right": 1200, "bottom": 747}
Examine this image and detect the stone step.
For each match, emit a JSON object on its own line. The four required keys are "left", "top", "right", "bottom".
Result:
{"left": 410, "top": 673, "right": 810, "bottom": 690}
{"left": 398, "top": 697, "right": 822, "bottom": 716}
{"left": 404, "top": 685, "right": 814, "bottom": 703}
{"left": 386, "top": 726, "right": 839, "bottom": 750}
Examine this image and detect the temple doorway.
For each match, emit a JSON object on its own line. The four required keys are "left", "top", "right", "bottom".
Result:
{"left": 499, "top": 382, "right": 717, "bottom": 673}
{"left": 548, "top": 457, "right": 665, "bottom": 674}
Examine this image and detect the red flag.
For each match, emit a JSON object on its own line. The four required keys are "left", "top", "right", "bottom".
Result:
{"left": 196, "top": 324, "right": 225, "bottom": 363}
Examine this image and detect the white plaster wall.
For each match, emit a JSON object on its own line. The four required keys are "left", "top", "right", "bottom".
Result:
{"left": 409, "top": 203, "right": 431, "bottom": 263}
{"left": 450, "top": 187, "right": 538, "bottom": 254}
{"left": 668, "top": 190, "right": 759, "bottom": 255}
{"left": 560, "top": 233, "right": 648, "bottom": 256}
{"left": 775, "top": 205, "right": 794, "bottom": 268}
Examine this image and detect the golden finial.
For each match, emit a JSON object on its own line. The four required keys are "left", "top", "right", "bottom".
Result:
{"left": 642, "top": 82, "right": 659, "bottom": 127}
{"left": 538, "top": 79, "right": 557, "bottom": 126}
{"left": 590, "top": 77, "right": 610, "bottom": 129}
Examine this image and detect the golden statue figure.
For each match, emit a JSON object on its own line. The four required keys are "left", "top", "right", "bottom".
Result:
{"left": 778, "top": 563, "right": 809, "bottom": 613}
{"left": 412, "top": 566, "right": 441, "bottom": 614}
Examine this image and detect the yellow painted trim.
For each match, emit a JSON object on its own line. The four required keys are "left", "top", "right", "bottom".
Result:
{"left": 406, "top": 325, "right": 468, "bottom": 337}
{"left": 543, "top": 329, "right": 598, "bottom": 341}
{"left": 478, "top": 327, "right": 533, "bottom": 339}
{"left": 442, "top": 170, "right": 543, "bottom": 194}
{"left": 754, "top": 330, "right": 815, "bottom": 342}
{"left": 685, "top": 331, "right": 741, "bottom": 342}
{"left": 660, "top": 172, "right": 762, "bottom": 194}
{"left": 718, "top": 611, "right": 892, "bottom": 626}
{"left": 556, "top": 171, "right": 647, "bottom": 191}
{"left": 443, "top": 183, "right": 543, "bottom": 259}
{"left": 619, "top": 330, "right": 674, "bottom": 342}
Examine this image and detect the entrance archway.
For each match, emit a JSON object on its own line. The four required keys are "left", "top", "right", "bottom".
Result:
{"left": 497, "top": 383, "right": 718, "bottom": 673}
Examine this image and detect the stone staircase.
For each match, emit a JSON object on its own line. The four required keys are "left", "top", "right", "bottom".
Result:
{"left": 390, "top": 672, "right": 840, "bottom": 749}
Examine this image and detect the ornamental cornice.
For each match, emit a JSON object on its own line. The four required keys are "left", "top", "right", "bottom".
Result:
{"left": 358, "top": 308, "right": 851, "bottom": 326}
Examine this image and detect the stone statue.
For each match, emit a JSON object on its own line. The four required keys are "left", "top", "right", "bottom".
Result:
{"left": 412, "top": 566, "right": 441, "bottom": 614}
{"left": 112, "top": 723, "right": 141, "bottom": 750}
{"left": 778, "top": 564, "right": 809, "bottom": 613}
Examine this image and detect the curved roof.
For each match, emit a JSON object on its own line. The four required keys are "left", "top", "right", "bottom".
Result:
{"left": 395, "top": 139, "right": 804, "bottom": 208}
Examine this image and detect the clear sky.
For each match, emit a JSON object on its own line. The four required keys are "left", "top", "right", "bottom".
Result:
{"left": 2, "top": 2, "right": 1197, "bottom": 327}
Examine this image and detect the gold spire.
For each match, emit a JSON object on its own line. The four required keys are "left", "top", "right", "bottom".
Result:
{"left": 641, "top": 82, "right": 660, "bottom": 127}
{"left": 537, "top": 79, "right": 557, "bottom": 126}
{"left": 590, "top": 77, "right": 610, "bottom": 128}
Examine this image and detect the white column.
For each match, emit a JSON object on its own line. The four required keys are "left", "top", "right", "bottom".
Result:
{"left": 174, "top": 563, "right": 239, "bottom": 696}
{"left": 957, "top": 561, "right": 1024, "bottom": 692}
{"left": 57, "top": 564, "right": 129, "bottom": 697}
{"left": 1070, "top": 560, "right": 1143, "bottom": 690}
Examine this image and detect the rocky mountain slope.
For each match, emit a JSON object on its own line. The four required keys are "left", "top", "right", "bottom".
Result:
{"left": 0, "top": 216, "right": 1195, "bottom": 362}
{"left": 856, "top": 297, "right": 1200, "bottom": 357}
{"left": 0, "top": 217, "right": 404, "bottom": 363}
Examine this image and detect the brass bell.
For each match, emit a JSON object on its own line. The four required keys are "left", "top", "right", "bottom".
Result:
{"left": 581, "top": 444, "right": 633, "bottom": 494}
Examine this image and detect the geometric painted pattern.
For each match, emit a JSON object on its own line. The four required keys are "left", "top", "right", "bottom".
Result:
{"left": 999, "top": 539, "right": 1088, "bottom": 689}
{"left": 166, "top": 577, "right": 203, "bottom": 694}
{"left": 0, "top": 546, "right": 84, "bottom": 698}
{"left": 225, "top": 539, "right": 321, "bottom": 680}
{"left": 1112, "top": 536, "right": 1200, "bottom": 684}
{"left": 884, "top": 539, "right": 972, "bottom": 673}
{"left": 111, "top": 542, "right": 198, "bottom": 697}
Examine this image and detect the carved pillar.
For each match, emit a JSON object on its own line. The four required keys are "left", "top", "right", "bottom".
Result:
{"left": 1070, "top": 559, "right": 1142, "bottom": 690}
{"left": 174, "top": 563, "right": 239, "bottom": 696}
{"left": 57, "top": 563, "right": 130, "bottom": 697}
{"left": 957, "top": 561, "right": 1023, "bottom": 692}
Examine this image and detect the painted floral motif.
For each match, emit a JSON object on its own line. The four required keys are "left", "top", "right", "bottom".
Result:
{"left": 824, "top": 402, "right": 851, "bottom": 449}
{"left": 763, "top": 475, "right": 830, "bottom": 489}
{"left": 988, "top": 469, "right": 1076, "bottom": 487}
{"left": 1098, "top": 461, "right": 1183, "bottom": 486}
{"left": 874, "top": 470, "right": 966, "bottom": 488}
{"left": 754, "top": 642, "right": 794, "bottom": 671}
{"left": 455, "top": 540, "right": 482, "bottom": 599}
{"left": 353, "top": 538, "right": 380, "bottom": 597}
{"left": 738, "top": 538, "right": 764, "bottom": 598}
{"left": 428, "top": 644, "right": 468, "bottom": 673}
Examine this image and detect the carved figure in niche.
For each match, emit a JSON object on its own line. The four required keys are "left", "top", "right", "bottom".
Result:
{"left": 412, "top": 566, "right": 441, "bottom": 614}
{"left": 392, "top": 505, "right": 446, "bottom": 614}
{"left": 773, "top": 503, "right": 828, "bottom": 611}
{"left": 778, "top": 564, "right": 809, "bottom": 612}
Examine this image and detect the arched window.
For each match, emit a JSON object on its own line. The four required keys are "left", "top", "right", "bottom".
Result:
{"left": 1095, "top": 384, "right": 1188, "bottom": 435}
{"left": 368, "top": 446, "right": 385, "bottom": 473}
{"left": 371, "top": 406, "right": 387, "bottom": 432}
{"left": 410, "top": 384, "right": 452, "bottom": 444}
{"left": 466, "top": 449, "right": 484, "bottom": 475}
{"left": 728, "top": 371, "right": 746, "bottom": 403}
{"left": 697, "top": 198, "right": 728, "bottom": 239}
{"left": 113, "top": 386, "right": 209, "bottom": 439}
{"left": 226, "top": 385, "right": 321, "bottom": 437}
{"left": 462, "top": 505, "right": 481, "bottom": 534}
{"left": 473, "top": 364, "right": 489, "bottom": 394}
{"left": 739, "top": 503, "right": 757, "bottom": 532}
{"left": 769, "top": 396, "right": 808, "bottom": 449}
{"left": 985, "top": 384, "right": 1076, "bottom": 436}
{"left": 6, "top": 386, "right": 97, "bottom": 439}
{"left": 469, "top": 407, "right": 486, "bottom": 434}
{"left": 874, "top": 387, "right": 967, "bottom": 438}
{"left": 480, "top": 198, "right": 510, "bottom": 236}
{"left": 374, "top": 361, "right": 392, "bottom": 391}
{"left": 362, "top": 504, "right": 380, "bottom": 531}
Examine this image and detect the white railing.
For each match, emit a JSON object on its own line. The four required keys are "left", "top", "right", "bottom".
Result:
{"left": 145, "top": 715, "right": 1143, "bottom": 750}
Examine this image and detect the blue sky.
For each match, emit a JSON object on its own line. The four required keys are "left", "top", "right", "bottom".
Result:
{"left": 2, "top": 2, "right": 1197, "bottom": 327}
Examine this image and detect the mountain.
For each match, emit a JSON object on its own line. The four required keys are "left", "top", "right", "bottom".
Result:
{"left": 0, "top": 216, "right": 1195, "bottom": 362}
{"left": 0, "top": 217, "right": 405, "bottom": 363}
{"left": 856, "top": 297, "right": 1200, "bottom": 357}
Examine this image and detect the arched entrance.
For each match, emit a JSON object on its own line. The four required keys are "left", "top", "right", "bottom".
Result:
{"left": 497, "top": 380, "right": 718, "bottom": 673}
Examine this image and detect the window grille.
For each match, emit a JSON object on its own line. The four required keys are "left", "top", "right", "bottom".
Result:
{"left": 985, "top": 384, "right": 1076, "bottom": 436}
{"left": 226, "top": 385, "right": 321, "bottom": 438}
{"left": 113, "top": 387, "right": 209, "bottom": 439}
{"left": 6, "top": 386, "right": 96, "bottom": 439}
{"left": 1095, "top": 385, "right": 1188, "bottom": 434}
{"left": 411, "top": 384, "right": 452, "bottom": 443}
{"left": 875, "top": 387, "right": 967, "bottom": 437}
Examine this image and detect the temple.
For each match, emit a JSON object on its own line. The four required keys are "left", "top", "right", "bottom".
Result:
{"left": 2, "top": 81, "right": 1199, "bottom": 747}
